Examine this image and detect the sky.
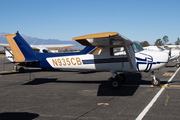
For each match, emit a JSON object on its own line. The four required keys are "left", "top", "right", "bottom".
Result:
{"left": 0, "top": 0, "right": 180, "bottom": 44}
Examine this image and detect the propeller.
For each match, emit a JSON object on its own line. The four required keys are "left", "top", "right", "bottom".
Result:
{"left": 169, "top": 48, "right": 171, "bottom": 58}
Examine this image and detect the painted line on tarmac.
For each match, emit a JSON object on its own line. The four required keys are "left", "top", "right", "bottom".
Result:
{"left": 135, "top": 67, "right": 180, "bottom": 120}
{"left": 163, "top": 72, "right": 174, "bottom": 76}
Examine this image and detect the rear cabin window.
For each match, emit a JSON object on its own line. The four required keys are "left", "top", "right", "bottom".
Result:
{"left": 89, "top": 47, "right": 103, "bottom": 55}
{"left": 110, "top": 47, "right": 126, "bottom": 56}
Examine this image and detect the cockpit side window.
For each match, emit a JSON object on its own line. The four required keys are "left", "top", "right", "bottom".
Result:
{"left": 132, "top": 42, "right": 144, "bottom": 53}
{"left": 110, "top": 47, "right": 126, "bottom": 56}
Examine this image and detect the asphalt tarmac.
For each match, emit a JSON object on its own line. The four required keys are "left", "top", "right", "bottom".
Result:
{"left": 0, "top": 55, "right": 180, "bottom": 120}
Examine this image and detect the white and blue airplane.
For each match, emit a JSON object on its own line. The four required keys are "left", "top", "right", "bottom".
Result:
{"left": 4, "top": 31, "right": 169, "bottom": 89}
{"left": 144, "top": 46, "right": 180, "bottom": 67}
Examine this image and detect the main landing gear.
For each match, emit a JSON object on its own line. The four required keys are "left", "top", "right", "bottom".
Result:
{"left": 151, "top": 71, "right": 160, "bottom": 86}
{"left": 109, "top": 71, "right": 126, "bottom": 90}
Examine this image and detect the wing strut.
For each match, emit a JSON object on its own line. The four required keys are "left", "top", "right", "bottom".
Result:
{"left": 4, "top": 47, "right": 13, "bottom": 56}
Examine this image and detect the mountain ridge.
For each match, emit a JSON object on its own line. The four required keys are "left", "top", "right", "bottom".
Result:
{"left": 0, "top": 32, "right": 84, "bottom": 49}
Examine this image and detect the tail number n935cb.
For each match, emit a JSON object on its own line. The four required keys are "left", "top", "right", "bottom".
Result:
{"left": 52, "top": 57, "right": 82, "bottom": 67}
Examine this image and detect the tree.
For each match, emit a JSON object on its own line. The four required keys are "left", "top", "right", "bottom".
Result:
{"left": 166, "top": 43, "right": 172, "bottom": 45}
{"left": 162, "top": 35, "right": 169, "bottom": 45}
{"left": 140, "top": 41, "right": 150, "bottom": 47}
{"left": 174, "top": 37, "right": 180, "bottom": 45}
{"left": 154, "top": 39, "right": 163, "bottom": 46}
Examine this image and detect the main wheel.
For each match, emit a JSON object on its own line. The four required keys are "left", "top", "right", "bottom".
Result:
{"left": 110, "top": 78, "right": 121, "bottom": 90}
{"left": 19, "top": 67, "right": 25, "bottom": 73}
{"left": 151, "top": 78, "right": 160, "bottom": 86}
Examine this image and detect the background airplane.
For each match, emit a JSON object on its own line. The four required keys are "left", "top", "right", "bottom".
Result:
{"left": 143, "top": 46, "right": 180, "bottom": 67}
{"left": 0, "top": 42, "right": 78, "bottom": 72}
{"left": 4, "top": 31, "right": 169, "bottom": 89}
{"left": 0, "top": 43, "right": 76, "bottom": 62}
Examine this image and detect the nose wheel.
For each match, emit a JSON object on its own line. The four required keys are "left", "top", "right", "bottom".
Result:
{"left": 175, "top": 58, "right": 180, "bottom": 68}
{"left": 175, "top": 63, "right": 180, "bottom": 68}
{"left": 151, "top": 78, "right": 160, "bottom": 86}
{"left": 151, "top": 71, "right": 160, "bottom": 86}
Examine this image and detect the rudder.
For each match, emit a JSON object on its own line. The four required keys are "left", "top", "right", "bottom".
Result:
{"left": 5, "top": 32, "right": 36, "bottom": 62}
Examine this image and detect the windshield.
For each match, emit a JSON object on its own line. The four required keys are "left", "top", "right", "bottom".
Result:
{"left": 157, "top": 46, "right": 165, "bottom": 51}
{"left": 132, "top": 42, "right": 144, "bottom": 53}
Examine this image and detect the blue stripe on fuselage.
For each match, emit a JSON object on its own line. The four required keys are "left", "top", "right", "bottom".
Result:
{"left": 82, "top": 57, "right": 128, "bottom": 64}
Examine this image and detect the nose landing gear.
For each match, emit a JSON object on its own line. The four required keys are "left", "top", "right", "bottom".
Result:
{"left": 151, "top": 71, "right": 160, "bottom": 86}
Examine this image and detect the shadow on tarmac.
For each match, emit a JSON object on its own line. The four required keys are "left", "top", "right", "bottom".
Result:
{"left": 0, "top": 68, "right": 79, "bottom": 75}
{"left": 0, "top": 112, "right": 39, "bottom": 120}
{"left": 22, "top": 72, "right": 169, "bottom": 96}
{"left": 23, "top": 78, "right": 140, "bottom": 96}
{"left": 23, "top": 73, "right": 166, "bottom": 96}
{"left": 23, "top": 78, "right": 58, "bottom": 85}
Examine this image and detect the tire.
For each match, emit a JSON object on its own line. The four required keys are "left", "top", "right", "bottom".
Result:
{"left": 110, "top": 78, "right": 121, "bottom": 90}
{"left": 176, "top": 64, "right": 180, "bottom": 68}
{"left": 19, "top": 67, "right": 25, "bottom": 73}
{"left": 151, "top": 78, "right": 160, "bottom": 86}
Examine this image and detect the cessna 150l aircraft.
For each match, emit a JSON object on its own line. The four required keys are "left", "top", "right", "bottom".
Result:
{"left": 4, "top": 31, "right": 169, "bottom": 89}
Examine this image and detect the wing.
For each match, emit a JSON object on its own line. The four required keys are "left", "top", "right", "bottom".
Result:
{"left": 0, "top": 43, "right": 76, "bottom": 50}
{"left": 0, "top": 43, "right": 10, "bottom": 47}
{"left": 30, "top": 44, "right": 76, "bottom": 50}
{"left": 72, "top": 32, "right": 133, "bottom": 47}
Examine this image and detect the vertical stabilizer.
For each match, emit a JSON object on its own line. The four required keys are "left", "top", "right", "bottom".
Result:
{"left": 5, "top": 32, "right": 36, "bottom": 62}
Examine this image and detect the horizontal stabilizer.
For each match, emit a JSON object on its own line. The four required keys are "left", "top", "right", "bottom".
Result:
{"left": 0, "top": 43, "right": 9, "bottom": 47}
{"left": 14, "top": 60, "right": 39, "bottom": 63}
